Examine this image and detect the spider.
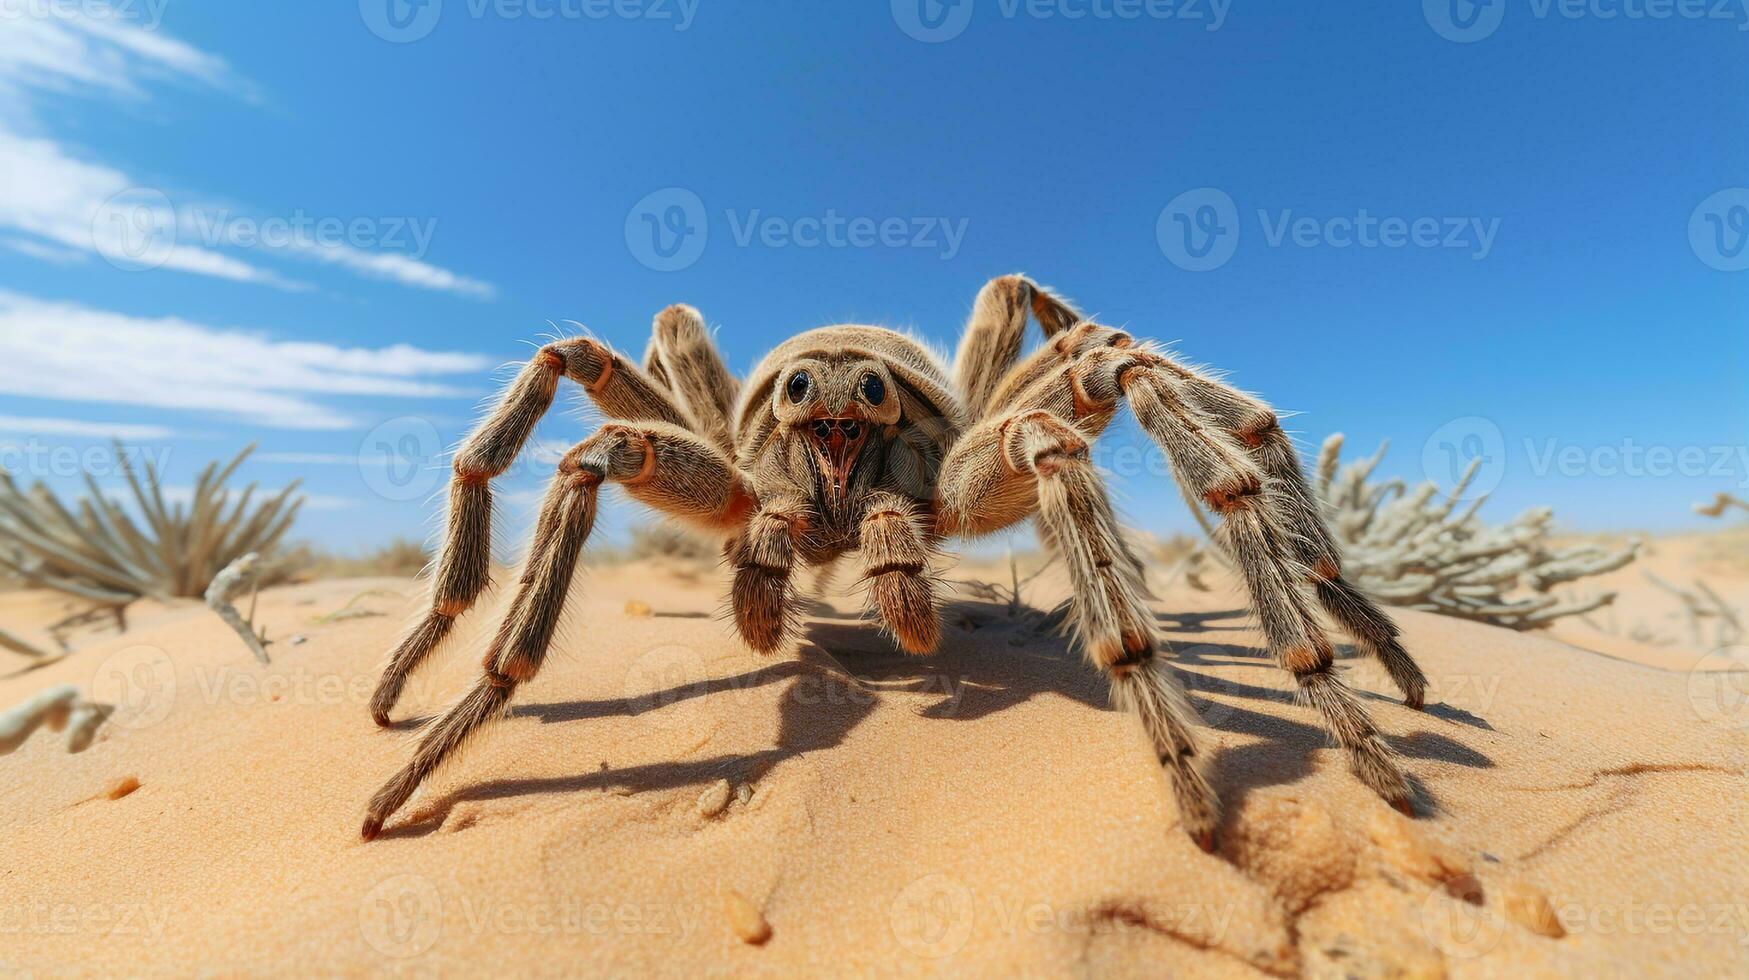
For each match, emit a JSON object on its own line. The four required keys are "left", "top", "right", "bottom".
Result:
{"left": 359, "top": 275, "right": 1428, "bottom": 846}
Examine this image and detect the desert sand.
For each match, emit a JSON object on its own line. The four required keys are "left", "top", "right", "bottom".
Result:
{"left": 2, "top": 539, "right": 1746, "bottom": 977}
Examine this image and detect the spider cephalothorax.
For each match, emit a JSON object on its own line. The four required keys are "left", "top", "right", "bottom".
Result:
{"left": 360, "top": 276, "right": 1429, "bottom": 849}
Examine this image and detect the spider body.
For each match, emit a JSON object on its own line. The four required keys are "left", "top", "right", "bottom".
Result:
{"left": 361, "top": 276, "right": 1429, "bottom": 847}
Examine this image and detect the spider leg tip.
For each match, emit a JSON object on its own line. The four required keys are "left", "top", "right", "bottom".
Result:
{"left": 361, "top": 816, "right": 383, "bottom": 842}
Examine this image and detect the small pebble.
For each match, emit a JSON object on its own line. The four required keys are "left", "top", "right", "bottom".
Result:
{"left": 734, "top": 782, "right": 753, "bottom": 806}
{"left": 104, "top": 775, "right": 141, "bottom": 800}
{"left": 289, "top": 635, "right": 307, "bottom": 646}
{"left": 625, "top": 600, "right": 653, "bottom": 617}
{"left": 697, "top": 779, "right": 731, "bottom": 817}
{"left": 1502, "top": 879, "right": 1566, "bottom": 938}
{"left": 1367, "top": 809, "right": 1470, "bottom": 887}
{"left": 722, "top": 889, "right": 771, "bottom": 944}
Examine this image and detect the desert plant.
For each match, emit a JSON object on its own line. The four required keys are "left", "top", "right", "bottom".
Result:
{"left": 621, "top": 522, "right": 719, "bottom": 562}
{"left": 0, "top": 443, "right": 304, "bottom": 612}
{"left": 285, "top": 537, "right": 431, "bottom": 580}
{"left": 1309, "top": 434, "right": 1639, "bottom": 630}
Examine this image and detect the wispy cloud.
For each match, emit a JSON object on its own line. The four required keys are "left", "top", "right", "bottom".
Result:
{"left": 0, "top": 414, "right": 175, "bottom": 440}
{"left": 0, "top": 4, "right": 494, "bottom": 298}
{"left": 1, "top": 235, "right": 85, "bottom": 263}
{"left": 0, "top": 292, "right": 494, "bottom": 430}
{"left": 0, "top": 2, "right": 249, "bottom": 114}
{"left": 0, "top": 132, "right": 304, "bottom": 287}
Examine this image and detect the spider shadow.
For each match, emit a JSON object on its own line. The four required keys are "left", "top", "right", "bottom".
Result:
{"left": 1168, "top": 638, "right": 1495, "bottom": 819}
{"left": 379, "top": 601, "right": 1493, "bottom": 839}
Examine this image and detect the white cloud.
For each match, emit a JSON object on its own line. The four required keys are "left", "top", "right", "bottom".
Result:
{"left": 0, "top": 292, "right": 495, "bottom": 430}
{"left": 0, "top": 132, "right": 304, "bottom": 287}
{"left": 0, "top": 3, "right": 494, "bottom": 299}
{"left": 2, "top": 236, "right": 85, "bottom": 263}
{"left": 0, "top": 414, "right": 174, "bottom": 439}
{"left": 0, "top": 2, "right": 250, "bottom": 117}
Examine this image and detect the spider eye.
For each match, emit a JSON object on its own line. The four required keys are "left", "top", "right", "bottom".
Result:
{"left": 859, "top": 373, "right": 886, "bottom": 406}
{"left": 786, "top": 371, "right": 812, "bottom": 404}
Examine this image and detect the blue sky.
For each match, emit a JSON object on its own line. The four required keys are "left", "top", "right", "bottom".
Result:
{"left": 0, "top": 1, "right": 1743, "bottom": 553}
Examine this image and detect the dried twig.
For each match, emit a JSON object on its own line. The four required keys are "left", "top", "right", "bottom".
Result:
{"left": 205, "top": 552, "right": 271, "bottom": 663}
{"left": 1694, "top": 492, "right": 1749, "bottom": 518}
{"left": 0, "top": 626, "right": 52, "bottom": 661}
{"left": 0, "top": 684, "right": 111, "bottom": 754}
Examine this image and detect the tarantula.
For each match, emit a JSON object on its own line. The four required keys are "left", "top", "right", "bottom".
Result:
{"left": 360, "top": 275, "right": 1428, "bottom": 846}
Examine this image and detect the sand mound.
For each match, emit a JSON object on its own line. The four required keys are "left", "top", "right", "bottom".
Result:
{"left": 1, "top": 558, "right": 1744, "bottom": 976}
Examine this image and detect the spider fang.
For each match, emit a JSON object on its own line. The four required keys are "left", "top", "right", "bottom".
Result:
{"left": 806, "top": 417, "right": 866, "bottom": 500}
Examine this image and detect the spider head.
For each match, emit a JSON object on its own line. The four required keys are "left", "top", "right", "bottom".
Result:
{"left": 771, "top": 356, "right": 902, "bottom": 502}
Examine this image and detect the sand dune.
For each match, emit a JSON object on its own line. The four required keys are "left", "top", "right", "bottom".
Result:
{"left": 2, "top": 554, "right": 1745, "bottom": 976}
